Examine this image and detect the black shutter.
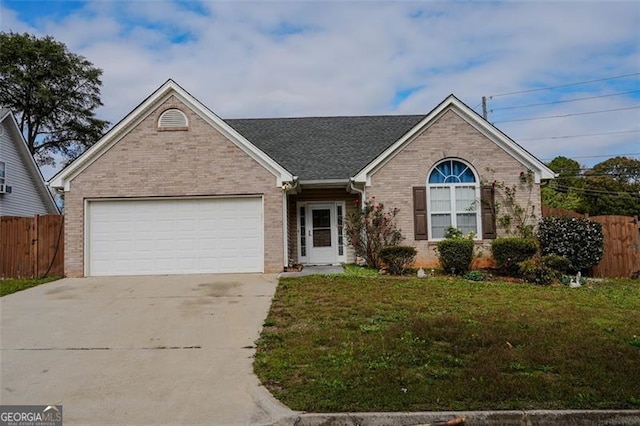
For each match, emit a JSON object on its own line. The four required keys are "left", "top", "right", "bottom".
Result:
{"left": 481, "top": 185, "right": 497, "bottom": 239}
{"left": 413, "top": 187, "right": 428, "bottom": 240}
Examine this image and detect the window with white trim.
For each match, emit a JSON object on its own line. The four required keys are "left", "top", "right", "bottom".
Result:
{"left": 0, "top": 161, "right": 5, "bottom": 185}
{"left": 427, "top": 159, "right": 480, "bottom": 239}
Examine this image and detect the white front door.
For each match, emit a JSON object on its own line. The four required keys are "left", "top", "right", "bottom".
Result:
{"left": 308, "top": 204, "right": 335, "bottom": 264}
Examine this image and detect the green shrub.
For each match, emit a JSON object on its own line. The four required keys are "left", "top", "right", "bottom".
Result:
{"left": 541, "top": 254, "right": 571, "bottom": 275}
{"left": 380, "top": 245, "right": 417, "bottom": 275}
{"left": 537, "top": 217, "right": 604, "bottom": 273}
{"left": 519, "top": 257, "right": 556, "bottom": 285}
{"left": 491, "top": 237, "right": 538, "bottom": 275}
{"left": 464, "top": 270, "right": 487, "bottom": 281}
{"left": 436, "top": 228, "right": 475, "bottom": 275}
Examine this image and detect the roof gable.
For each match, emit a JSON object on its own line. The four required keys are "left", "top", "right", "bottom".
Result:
{"left": 353, "top": 95, "right": 556, "bottom": 184}
{"left": 0, "top": 109, "right": 58, "bottom": 214}
{"left": 49, "top": 80, "right": 294, "bottom": 190}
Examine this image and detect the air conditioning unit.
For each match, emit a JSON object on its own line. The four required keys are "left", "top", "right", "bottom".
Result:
{"left": 0, "top": 184, "right": 12, "bottom": 194}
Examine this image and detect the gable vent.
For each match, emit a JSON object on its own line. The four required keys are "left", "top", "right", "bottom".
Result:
{"left": 158, "top": 108, "right": 188, "bottom": 128}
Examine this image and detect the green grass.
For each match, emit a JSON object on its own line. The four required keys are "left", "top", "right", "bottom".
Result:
{"left": 254, "top": 276, "right": 640, "bottom": 412}
{"left": 0, "top": 277, "right": 61, "bottom": 297}
{"left": 342, "top": 263, "right": 379, "bottom": 277}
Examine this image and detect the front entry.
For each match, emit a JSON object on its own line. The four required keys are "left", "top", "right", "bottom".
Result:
{"left": 297, "top": 202, "right": 346, "bottom": 265}
{"left": 309, "top": 205, "right": 334, "bottom": 264}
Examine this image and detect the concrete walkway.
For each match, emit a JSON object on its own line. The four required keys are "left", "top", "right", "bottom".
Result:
{"left": 0, "top": 274, "right": 294, "bottom": 425}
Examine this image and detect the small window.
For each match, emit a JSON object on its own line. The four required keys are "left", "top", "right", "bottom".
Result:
{"left": 158, "top": 108, "right": 188, "bottom": 129}
{"left": 0, "top": 161, "right": 5, "bottom": 185}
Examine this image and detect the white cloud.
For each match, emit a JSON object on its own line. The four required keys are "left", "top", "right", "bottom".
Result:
{"left": 1, "top": 0, "right": 638, "bottom": 178}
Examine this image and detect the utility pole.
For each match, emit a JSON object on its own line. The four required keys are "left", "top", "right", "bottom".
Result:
{"left": 482, "top": 96, "right": 488, "bottom": 120}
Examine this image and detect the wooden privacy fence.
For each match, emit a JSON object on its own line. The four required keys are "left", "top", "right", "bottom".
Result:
{"left": 541, "top": 205, "right": 640, "bottom": 278}
{"left": 0, "top": 215, "right": 64, "bottom": 279}
{"left": 590, "top": 215, "right": 640, "bottom": 279}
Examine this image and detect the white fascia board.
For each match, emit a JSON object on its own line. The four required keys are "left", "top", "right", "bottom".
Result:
{"left": 298, "top": 179, "right": 350, "bottom": 186}
{"left": 353, "top": 95, "right": 555, "bottom": 185}
{"left": 4, "top": 112, "right": 59, "bottom": 213}
{"left": 0, "top": 109, "right": 10, "bottom": 122}
{"left": 49, "top": 80, "right": 293, "bottom": 190}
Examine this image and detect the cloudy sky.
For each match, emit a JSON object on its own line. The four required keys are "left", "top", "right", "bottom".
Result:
{"left": 1, "top": 0, "right": 639, "bottom": 178}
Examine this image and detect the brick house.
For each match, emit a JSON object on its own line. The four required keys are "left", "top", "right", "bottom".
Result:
{"left": 50, "top": 80, "right": 554, "bottom": 277}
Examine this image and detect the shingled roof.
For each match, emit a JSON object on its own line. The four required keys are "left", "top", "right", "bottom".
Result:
{"left": 225, "top": 114, "right": 425, "bottom": 181}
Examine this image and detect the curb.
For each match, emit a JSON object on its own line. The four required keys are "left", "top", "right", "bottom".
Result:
{"left": 289, "top": 409, "right": 640, "bottom": 425}
{"left": 251, "top": 384, "right": 299, "bottom": 426}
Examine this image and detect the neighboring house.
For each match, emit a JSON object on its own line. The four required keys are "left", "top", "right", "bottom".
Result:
{"left": 49, "top": 80, "right": 555, "bottom": 277}
{"left": 0, "top": 108, "right": 58, "bottom": 217}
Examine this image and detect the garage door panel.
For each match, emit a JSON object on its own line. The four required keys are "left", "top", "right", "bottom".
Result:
{"left": 87, "top": 197, "right": 263, "bottom": 276}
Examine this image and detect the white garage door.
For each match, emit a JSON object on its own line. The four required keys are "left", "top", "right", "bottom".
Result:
{"left": 87, "top": 197, "right": 263, "bottom": 276}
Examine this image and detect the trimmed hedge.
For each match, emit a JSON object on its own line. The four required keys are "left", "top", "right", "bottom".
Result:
{"left": 491, "top": 237, "right": 538, "bottom": 275}
{"left": 380, "top": 245, "right": 417, "bottom": 275}
{"left": 436, "top": 238, "right": 474, "bottom": 275}
{"left": 537, "top": 217, "right": 604, "bottom": 273}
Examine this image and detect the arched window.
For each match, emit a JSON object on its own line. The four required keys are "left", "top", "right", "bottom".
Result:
{"left": 427, "top": 159, "right": 480, "bottom": 239}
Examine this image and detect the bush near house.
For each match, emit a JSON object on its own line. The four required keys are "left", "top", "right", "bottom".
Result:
{"left": 518, "top": 256, "right": 557, "bottom": 285}
{"left": 491, "top": 237, "right": 538, "bottom": 276}
{"left": 380, "top": 245, "right": 417, "bottom": 275}
{"left": 518, "top": 254, "right": 574, "bottom": 286}
{"left": 345, "top": 198, "right": 403, "bottom": 269}
{"left": 537, "top": 216, "right": 604, "bottom": 273}
{"left": 436, "top": 228, "right": 475, "bottom": 275}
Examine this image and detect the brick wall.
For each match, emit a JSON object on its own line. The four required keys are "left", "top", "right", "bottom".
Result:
{"left": 368, "top": 109, "right": 542, "bottom": 268}
{"left": 64, "top": 96, "right": 284, "bottom": 276}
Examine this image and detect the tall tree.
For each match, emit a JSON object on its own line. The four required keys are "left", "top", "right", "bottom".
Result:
{"left": 542, "top": 156, "right": 587, "bottom": 212}
{"left": 0, "top": 32, "right": 109, "bottom": 166}
{"left": 583, "top": 156, "right": 640, "bottom": 216}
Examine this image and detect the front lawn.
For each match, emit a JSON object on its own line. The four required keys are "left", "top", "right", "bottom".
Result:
{"left": 254, "top": 276, "right": 640, "bottom": 412}
{"left": 0, "top": 277, "right": 61, "bottom": 297}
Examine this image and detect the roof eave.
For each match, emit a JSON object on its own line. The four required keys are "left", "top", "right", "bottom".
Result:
{"left": 49, "top": 79, "right": 293, "bottom": 190}
{"left": 298, "top": 178, "right": 350, "bottom": 187}
{"left": 353, "top": 94, "right": 555, "bottom": 185}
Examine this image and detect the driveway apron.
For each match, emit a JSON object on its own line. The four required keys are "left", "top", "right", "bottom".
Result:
{"left": 0, "top": 274, "right": 292, "bottom": 425}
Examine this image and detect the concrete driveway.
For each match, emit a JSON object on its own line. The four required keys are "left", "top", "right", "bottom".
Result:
{"left": 0, "top": 274, "right": 294, "bottom": 425}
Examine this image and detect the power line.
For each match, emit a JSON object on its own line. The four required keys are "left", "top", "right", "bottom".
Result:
{"left": 491, "top": 90, "right": 640, "bottom": 112}
{"left": 551, "top": 184, "right": 640, "bottom": 197}
{"left": 541, "top": 153, "right": 640, "bottom": 162}
{"left": 551, "top": 169, "right": 640, "bottom": 176}
{"left": 567, "top": 152, "right": 640, "bottom": 160}
{"left": 520, "top": 130, "right": 640, "bottom": 142}
{"left": 494, "top": 105, "right": 640, "bottom": 124}
{"left": 489, "top": 73, "right": 640, "bottom": 98}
